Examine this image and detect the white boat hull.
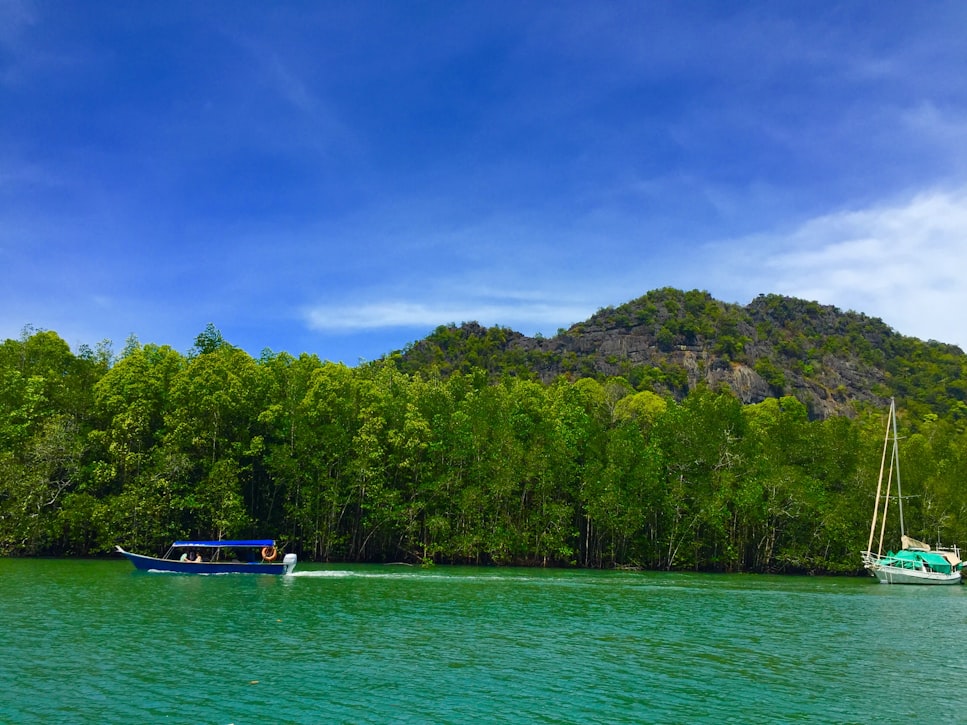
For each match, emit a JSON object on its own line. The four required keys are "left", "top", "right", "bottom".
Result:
{"left": 869, "top": 563, "right": 962, "bottom": 585}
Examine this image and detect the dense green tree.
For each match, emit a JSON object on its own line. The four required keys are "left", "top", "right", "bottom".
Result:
{"left": 2, "top": 323, "right": 967, "bottom": 575}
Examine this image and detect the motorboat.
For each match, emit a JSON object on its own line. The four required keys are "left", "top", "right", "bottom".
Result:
{"left": 116, "top": 539, "right": 297, "bottom": 575}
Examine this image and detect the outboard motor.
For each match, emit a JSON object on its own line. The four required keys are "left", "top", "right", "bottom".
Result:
{"left": 282, "top": 552, "right": 298, "bottom": 575}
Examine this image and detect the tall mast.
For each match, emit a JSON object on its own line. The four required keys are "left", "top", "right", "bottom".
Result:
{"left": 867, "top": 397, "right": 894, "bottom": 554}
{"left": 891, "top": 397, "right": 905, "bottom": 537}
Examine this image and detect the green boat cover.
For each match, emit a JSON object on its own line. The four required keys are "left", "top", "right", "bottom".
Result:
{"left": 881, "top": 548, "right": 958, "bottom": 574}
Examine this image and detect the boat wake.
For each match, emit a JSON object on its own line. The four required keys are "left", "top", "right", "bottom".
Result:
{"left": 285, "top": 569, "right": 614, "bottom": 587}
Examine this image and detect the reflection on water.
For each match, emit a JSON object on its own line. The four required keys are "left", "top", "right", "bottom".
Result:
{"left": 1, "top": 559, "right": 965, "bottom": 723}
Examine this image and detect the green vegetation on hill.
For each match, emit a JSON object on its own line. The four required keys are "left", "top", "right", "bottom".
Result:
{"left": 2, "top": 291, "right": 966, "bottom": 573}
{"left": 396, "top": 288, "right": 967, "bottom": 422}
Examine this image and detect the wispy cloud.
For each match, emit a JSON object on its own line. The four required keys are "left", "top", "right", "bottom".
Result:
{"left": 713, "top": 187, "right": 967, "bottom": 348}
{"left": 901, "top": 102, "right": 967, "bottom": 155}
{"left": 303, "top": 297, "right": 593, "bottom": 335}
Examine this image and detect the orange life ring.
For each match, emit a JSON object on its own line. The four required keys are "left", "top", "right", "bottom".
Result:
{"left": 261, "top": 546, "right": 278, "bottom": 561}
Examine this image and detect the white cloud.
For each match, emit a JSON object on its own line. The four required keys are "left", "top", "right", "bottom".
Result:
{"left": 303, "top": 298, "right": 593, "bottom": 335}
{"left": 716, "top": 187, "right": 967, "bottom": 349}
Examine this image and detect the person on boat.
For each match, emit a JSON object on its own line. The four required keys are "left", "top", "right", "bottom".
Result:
{"left": 179, "top": 551, "right": 189, "bottom": 562}
{"left": 192, "top": 551, "right": 203, "bottom": 563}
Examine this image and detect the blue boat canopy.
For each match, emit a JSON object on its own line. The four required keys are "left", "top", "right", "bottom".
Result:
{"left": 172, "top": 539, "right": 275, "bottom": 548}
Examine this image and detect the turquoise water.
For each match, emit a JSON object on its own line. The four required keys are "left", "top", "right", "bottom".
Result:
{"left": 2, "top": 560, "right": 966, "bottom": 723}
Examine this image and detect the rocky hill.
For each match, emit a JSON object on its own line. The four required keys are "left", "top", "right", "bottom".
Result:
{"left": 393, "top": 288, "right": 967, "bottom": 420}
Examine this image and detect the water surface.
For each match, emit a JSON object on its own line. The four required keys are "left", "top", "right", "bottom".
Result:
{"left": 2, "top": 559, "right": 965, "bottom": 723}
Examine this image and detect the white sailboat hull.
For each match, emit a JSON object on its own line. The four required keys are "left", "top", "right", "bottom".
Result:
{"left": 869, "top": 564, "right": 962, "bottom": 585}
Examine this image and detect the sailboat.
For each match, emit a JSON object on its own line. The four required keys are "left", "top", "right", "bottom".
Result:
{"left": 861, "top": 398, "right": 962, "bottom": 584}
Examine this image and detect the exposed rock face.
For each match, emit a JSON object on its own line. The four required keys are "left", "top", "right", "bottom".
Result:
{"left": 703, "top": 359, "right": 771, "bottom": 404}
{"left": 519, "top": 336, "right": 884, "bottom": 417}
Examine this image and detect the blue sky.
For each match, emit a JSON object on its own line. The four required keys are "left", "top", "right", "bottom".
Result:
{"left": 3, "top": 2, "right": 967, "bottom": 363}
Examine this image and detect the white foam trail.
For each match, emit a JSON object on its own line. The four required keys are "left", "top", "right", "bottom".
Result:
{"left": 286, "top": 569, "right": 597, "bottom": 585}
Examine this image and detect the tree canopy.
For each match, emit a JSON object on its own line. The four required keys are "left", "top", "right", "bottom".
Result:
{"left": 3, "top": 324, "right": 966, "bottom": 574}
